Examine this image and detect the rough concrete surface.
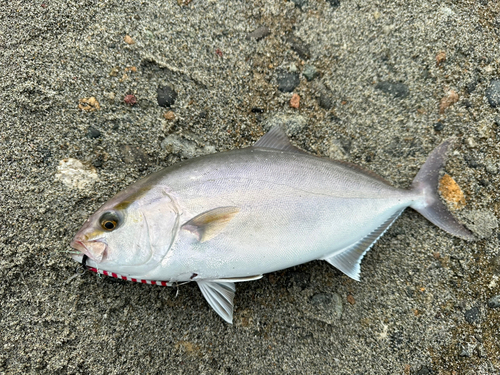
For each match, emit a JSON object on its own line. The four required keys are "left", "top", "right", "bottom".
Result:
{"left": 1, "top": 1, "right": 500, "bottom": 374}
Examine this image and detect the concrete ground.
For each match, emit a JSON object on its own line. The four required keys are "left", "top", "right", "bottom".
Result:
{"left": 1, "top": 0, "right": 499, "bottom": 374}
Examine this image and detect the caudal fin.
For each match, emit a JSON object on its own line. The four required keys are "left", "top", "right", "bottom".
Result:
{"left": 410, "top": 138, "right": 475, "bottom": 240}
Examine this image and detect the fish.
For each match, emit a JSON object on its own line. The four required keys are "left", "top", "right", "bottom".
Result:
{"left": 70, "top": 126, "right": 474, "bottom": 323}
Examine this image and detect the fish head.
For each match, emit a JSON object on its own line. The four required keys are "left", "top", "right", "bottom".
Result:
{"left": 70, "top": 183, "right": 180, "bottom": 275}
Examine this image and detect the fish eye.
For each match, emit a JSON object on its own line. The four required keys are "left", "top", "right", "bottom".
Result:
{"left": 100, "top": 212, "right": 120, "bottom": 231}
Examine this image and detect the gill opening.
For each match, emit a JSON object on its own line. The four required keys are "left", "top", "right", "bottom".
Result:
{"left": 163, "top": 188, "right": 181, "bottom": 261}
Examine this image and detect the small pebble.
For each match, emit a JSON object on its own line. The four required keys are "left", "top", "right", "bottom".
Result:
{"left": 439, "top": 90, "right": 459, "bottom": 114}
{"left": 488, "top": 295, "right": 500, "bottom": 308}
{"left": 486, "top": 79, "right": 500, "bottom": 108}
{"left": 435, "top": 51, "right": 446, "bottom": 66}
{"left": 313, "top": 82, "right": 334, "bottom": 109}
{"left": 157, "top": 85, "right": 178, "bottom": 107}
{"left": 492, "top": 255, "right": 500, "bottom": 274}
{"left": 78, "top": 97, "right": 100, "bottom": 111}
{"left": 464, "top": 306, "right": 480, "bottom": 324}
{"left": 277, "top": 71, "right": 300, "bottom": 93}
{"left": 326, "top": 0, "right": 340, "bottom": 7}
{"left": 375, "top": 81, "right": 409, "bottom": 98}
{"left": 120, "top": 145, "right": 150, "bottom": 165}
{"left": 416, "top": 366, "right": 432, "bottom": 375}
{"left": 466, "top": 77, "right": 477, "bottom": 94}
{"left": 109, "top": 67, "right": 120, "bottom": 77}
{"left": 319, "top": 93, "right": 333, "bottom": 110}
{"left": 485, "top": 160, "right": 498, "bottom": 174}
{"left": 55, "top": 158, "right": 98, "bottom": 190}
{"left": 289, "top": 93, "right": 300, "bottom": 109}
{"left": 163, "top": 111, "right": 175, "bottom": 121}
{"left": 433, "top": 121, "right": 444, "bottom": 131}
{"left": 246, "top": 26, "right": 271, "bottom": 41}
{"left": 92, "top": 155, "right": 104, "bottom": 168}
{"left": 86, "top": 126, "right": 101, "bottom": 139}
{"left": 287, "top": 36, "right": 310, "bottom": 60}
{"left": 465, "top": 137, "right": 478, "bottom": 148}
{"left": 124, "top": 94, "right": 137, "bottom": 106}
{"left": 263, "top": 113, "right": 307, "bottom": 136}
{"left": 161, "top": 135, "right": 197, "bottom": 158}
{"left": 303, "top": 64, "right": 319, "bottom": 81}
{"left": 459, "top": 343, "right": 472, "bottom": 357}
{"left": 291, "top": 0, "right": 308, "bottom": 8}
{"left": 124, "top": 35, "right": 135, "bottom": 45}
{"left": 328, "top": 139, "right": 348, "bottom": 159}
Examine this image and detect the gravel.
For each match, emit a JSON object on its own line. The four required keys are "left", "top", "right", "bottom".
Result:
{"left": 2, "top": 0, "right": 500, "bottom": 374}
{"left": 157, "top": 85, "right": 178, "bottom": 108}
{"left": 486, "top": 79, "right": 500, "bottom": 108}
{"left": 464, "top": 306, "right": 481, "bottom": 324}
{"left": 246, "top": 26, "right": 271, "bottom": 41}
{"left": 488, "top": 295, "right": 500, "bottom": 309}
{"left": 287, "top": 36, "right": 311, "bottom": 60}
{"left": 277, "top": 70, "right": 301, "bottom": 93}
{"left": 86, "top": 126, "right": 102, "bottom": 139}
{"left": 375, "top": 81, "right": 410, "bottom": 99}
{"left": 303, "top": 64, "right": 319, "bottom": 81}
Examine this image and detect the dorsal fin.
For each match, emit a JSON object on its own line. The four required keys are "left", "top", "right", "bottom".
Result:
{"left": 254, "top": 126, "right": 307, "bottom": 154}
{"left": 322, "top": 209, "right": 405, "bottom": 281}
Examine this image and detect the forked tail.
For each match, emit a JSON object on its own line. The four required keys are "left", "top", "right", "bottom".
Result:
{"left": 410, "top": 138, "right": 475, "bottom": 240}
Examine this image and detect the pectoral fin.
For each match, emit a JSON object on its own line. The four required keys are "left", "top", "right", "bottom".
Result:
{"left": 181, "top": 206, "right": 239, "bottom": 242}
{"left": 322, "top": 209, "right": 404, "bottom": 281}
{"left": 197, "top": 280, "right": 236, "bottom": 324}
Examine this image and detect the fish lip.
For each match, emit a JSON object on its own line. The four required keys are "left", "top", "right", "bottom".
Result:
{"left": 70, "top": 239, "right": 106, "bottom": 264}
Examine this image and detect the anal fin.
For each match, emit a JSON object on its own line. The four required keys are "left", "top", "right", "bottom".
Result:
{"left": 197, "top": 280, "right": 236, "bottom": 324}
{"left": 322, "top": 209, "right": 405, "bottom": 281}
{"left": 211, "top": 275, "right": 263, "bottom": 283}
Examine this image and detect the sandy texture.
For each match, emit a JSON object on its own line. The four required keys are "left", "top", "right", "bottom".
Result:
{"left": 1, "top": 0, "right": 500, "bottom": 374}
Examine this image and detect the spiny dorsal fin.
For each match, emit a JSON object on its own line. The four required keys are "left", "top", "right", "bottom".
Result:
{"left": 254, "top": 126, "right": 307, "bottom": 154}
{"left": 197, "top": 280, "right": 236, "bottom": 324}
{"left": 181, "top": 206, "right": 239, "bottom": 242}
{"left": 322, "top": 209, "right": 405, "bottom": 281}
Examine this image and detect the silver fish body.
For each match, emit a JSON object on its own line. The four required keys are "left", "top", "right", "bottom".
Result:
{"left": 71, "top": 127, "right": 473, "bottom": 323}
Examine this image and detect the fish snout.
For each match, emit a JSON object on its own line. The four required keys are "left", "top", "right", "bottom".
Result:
{"left": 70, "top": 238, "right": 107, "bottom": 264}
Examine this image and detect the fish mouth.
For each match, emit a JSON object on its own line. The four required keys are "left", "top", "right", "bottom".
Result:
{"left": 70, "top": 239, "right": 107, "bottom": 265}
